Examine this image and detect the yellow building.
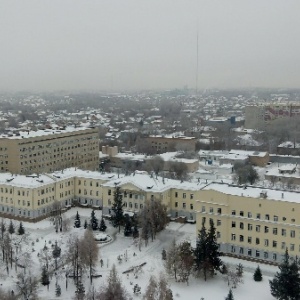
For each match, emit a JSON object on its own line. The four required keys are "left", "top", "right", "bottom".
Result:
{"left": 0, "top": 126, "right": 99, "bottom": 174}
{"left": 196, "top": 182, "right": 300, "bottom": 263}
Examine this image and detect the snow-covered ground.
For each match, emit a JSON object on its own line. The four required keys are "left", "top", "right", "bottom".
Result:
{"left": 1, "top": 208, "right": 277, "bottom": 299}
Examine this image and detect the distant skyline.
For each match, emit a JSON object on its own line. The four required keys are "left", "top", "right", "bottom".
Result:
{"left": 0, "top": 0, "right": 299, "bottom": 92}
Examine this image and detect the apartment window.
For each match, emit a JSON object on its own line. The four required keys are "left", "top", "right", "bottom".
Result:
{"left": 134, "top": 203, "right": 138, "bottom": 209}
{"left": 209, "top": 207, "right": 214, "bottom": 213}
{"left": 108, "top": 199, "right": 111, "bottom": 206}
{"left": 231, "top": 246, "right": 235, "bottom": 253}
{"left": 217, "top": 220, "right": 221, "bottom": 226}
{"left": 175, "top": 202, "right": 178, "bottom": 208}
{"left": 256, "top": 250, "right": 260, "bottom": 257}
{"left": 265, "top": 214, "right": 270, "bottom": 220}
{"left": 247, "top": 249, "right": 252, "bottom": 256}
{"left": 175, "top": 192, "right": 178, "bottom": 198}
{"left": 282, "top": 229, "right": 286, "bottom": 236}
{"left": 190, "top": 194, "right": 194, "bottom": 199}
{"left": 217, "top": 232, "right": 221, "bottom": 238}
{"left": 239, "top": 235, "right": 244, "bottom": 242}
{"left": 240, "top": 211, "right": 244, "bottom": 217}
{"left": 232, "top": 221, "right": 236, "bottom": 228}
{"left": 248, "top": 212, "right": 252, "bottom": 218}
{"left": 108, "top": 189, "right": 111, "bottom": 196}
{"left": 256, "top": 225, "right": 260, "bottom": 232}
{"left": 248, "top": 237, "right": 252, "bottom": 244}
{"left": 129, "top": 202, "right": 132, "bottom": 208}
{"left": 231, "top": 234, "right": 236, "bottom": 241}
{"left": 291, "top": 230, "right": 295, "bottom": 238}
{"left": 256, "top": 238, "right": 260, "bottom": 245}
{"left": 281, "top": 242, "right": 286, "bottom": 250}
{"left": 190, "top": 204, "right": 193, "bottom": 210}
{"left": 183, "top": 193, "right": 186, "bottom": 199}
{"left": 232, "top": 210, "right": 236, "bottom": 215}
{"left": 264, "top": 252, "right": 269, "bottom": 259}
{"left": 217, "top": 208, "right": 222, "bottom": 214}
{"left": 201, "top": 206, "right": 205, "bottom": 212}
{"left": 273, "top": 253, "right": 277, "bottom": 261}
{"left": 239, "top": 247, "right": 244, "bottom": 254}
{"left": 256, "top": 213, "right": 261, "bottom": 219}
{"left": 248, "top": 224, "right": 253, "bottom": 231}
{"left": 240, "top": 222, "right": 244, "bottom": 230}
{"left": 265, "top": 226, "right": 269, "bottom": 233}
{"left": 264, "top": 239, "right": 269, "bottom": 246}
{"left": 183, "top": 203, "right": 186, "bottom": 209}
{"left": 273, "top": 241, "right": 277, "bottom": 248}
{"left": 274, "top": 215, "right": 278, "bottom": 222}
{"left": 273, "top": 228, "right": 278, "bottom": 235}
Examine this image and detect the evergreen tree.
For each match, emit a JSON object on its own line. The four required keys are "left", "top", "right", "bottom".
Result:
{"left": 52, "top": 240, "right": 61, "bottom": 270}
{"left": 270, "top": 249, "right": 300, "bottom": 299}
{"left": 74, "top": 211, "right": 81, "bottom": 228}
{"left": 18, "top": 222, "right": 25, "bottom": 235}
{"left": 84, "top": 219, "right": 88, "bottom": 229}
{"left": 253, "top": 265, "right": 262, "bottom": 282}
{"left": 0, "top": 219, "right": 6, "bottom": 240}
{"left": 111, "top": 186, "right": 124, "bottom": 233}
{"left": 124, "top": 215, "right": 132, "bottom": 237}
{"left": 207, "top": 218, "right": 222, "bottom": 272}
{"left": 8, "top": 220, "right": 15, "bottom": 235}
{"left": 99, "top": 217, "right": 107, "bottom": 232}
{"left": 90, "top": 210, "right": 98, "bottom": 231}
{"left": 225, "top": 289, "right": 234, "bottom": 300}
{"left": 41, "top": 265, "right": 50, "bottom": 287}
{"left": 55, "top": 284, "right": 62, "bottom": 297}
{"left": 75, "top": 280, "right": 85, "bottom": 300}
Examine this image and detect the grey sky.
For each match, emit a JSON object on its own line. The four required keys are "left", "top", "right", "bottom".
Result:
{"left": 0, "top": 0, "right": 299, "bottom": 91}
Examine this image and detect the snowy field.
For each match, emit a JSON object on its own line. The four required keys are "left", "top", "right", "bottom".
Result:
{"left": 1, "top": 207, "right": 277, "bottom": 299}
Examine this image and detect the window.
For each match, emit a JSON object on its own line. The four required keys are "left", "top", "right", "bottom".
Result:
{"left": 272, "top": 241, "right": 277, "bottom": 248}
{"left": 256, "top": 238, "right": 260, "bottom": 245}
{"left": 239, "top": 235, "right": 244, "bottom": 242}
{"left": 240, "top": 211, "right": 244, "bottom": 216}
{"left": 108, "top": 189, "right": 111, "bottom": 196}
{"left": 281, "top": 242, "right": 286, "bottom": 250}
{"left": 256, "top": 250, "right": 260, "bottom": 257}
{"left": 201, "top": 206, "right": 205, "bottom": 212}
{"left": 256, "top": 213, "right": 260, "bottom": 219}
{"left": 209, "top": 207, "right": 214, "bottom": 213}
{"left": 248, "top": 237, "right": 252, "bottom": 244}
{"left": 274, "top": 215, "right": 278, "bottom": 222}
{"left": 282, "top": 229, "right": 286, "bottom": 236}
{"left": 183, "top": 203, "right": 186, "bottom": 209}
{"left": 190, "top": 204, "right": 193, "bottom": 210}
{"left": 217, "top": 208, "right": 222, "bottom": 214}
{"left": 217, "top": 220, "right": 221, "bottom": 226}
{"left": 264, "top": 252, "right": 268, "bottom": 259}
{"left": 175, "top": 192, "right": 178, "bottom": 198}
{"left": 175, "top": 202, "right": 178, "bottom": 208}
{"left": 265, "top": 214, "right": 270, "bottom": 220}
{"left": 232, "top": 210, "right": 236, "bottom": 215}
{"left": 248, "top": 249, "right": 252, "bottom": 256}
{"left": 239, "top": 247, "right": 244, "bottom": 254}
{"left": 217, "top": 232, "right": 221, "bottom": 238}
{"left": 183, "top": 193, "right": 186, "bottom": 199}
{"left": 231, "top": 234, "right": 236, "bottom": 241}
{"left": 264, "top": 239, "right": 269, "bottom": 246}
{"left": 240, "top": 222, "right": 244, "bottom": 229}
{"left": 190, "top": 194, "right": 194, "bottom": 199}
{"left": 232, "top": 221, "right": 236, "bottom": 228}
{"left": 273, "top": 253, "right": 277, "bottom": 261}
{"left": 248, "top": 212, "right": 252, "bottom": 218}
{"left": 248, "top": 224, "right": 253, "bottom": 231}
{"left": 264, "top": 226, "right": 269, "bottom": 233}
{"left": 273, "top": 228, "right": 278, "bottom": 235}
{"left": 256, "top": 225, "right": 260, "bottom": 232}
{"left": 291, "top": 230, "right": 295, "bottom": 238}
{"left": 231, "top": 246, "right": 235, "bottom": 253}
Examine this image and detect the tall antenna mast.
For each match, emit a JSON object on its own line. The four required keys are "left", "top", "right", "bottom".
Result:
{"left": 196, "top": 27, "right": 199, "bottom": 94}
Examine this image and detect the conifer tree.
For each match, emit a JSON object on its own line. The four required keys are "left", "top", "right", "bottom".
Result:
{"left": 225, "top": 289, "right": 234, "bottom": 300}
{"left": 18, "top": 222, "right": 25, "bottom": 235}
{"left": 74, "top": 211, "right": 81, "bottom": 228}
{"left": 270, "top": 249, "right": 300, "bottom": 299}
{"left": 84, "top": 219, "right": 88, "bottom": 229}
{"left": 0, "top": 219, "right": 6, "bottom": 240}
{"left": 41, "top": 265, "right": 50, "bottom": 288}
{"left": 8, "top": 220, "right": 15, "bottom": 235}
{"left": 111, "top": 186, "right": 124, "bottom": 233}
{"left": 52, "top": 241, "right": 61, "bottom": 270}
{"left": 124, "top": 215, "right": 132, "bottom": 237}
{"left": 75, "top": 280, "right": 85, "bottom": 300}
{"left": 253, "top": 265, "right": 262, "bottom": 282}
{"left": 99, "top": 217, "right": 107, "bottom": 232}
{"left": 90, "top": 210, "right": 98, "bottom": 231}
{"left": 207, "top": 218, "right": 222, "bottom": 272}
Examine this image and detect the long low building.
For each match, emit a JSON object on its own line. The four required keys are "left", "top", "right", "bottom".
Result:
{"left": 196, "top": 182, "right": 300, "bottom": 264}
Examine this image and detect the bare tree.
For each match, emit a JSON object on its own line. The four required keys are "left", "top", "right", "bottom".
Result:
{"left": 165, "top": 239, "right": 180, "bottom": 281}
{"left": 146, "top": 156, "right": 164, "bottom": 178}
{"left": 15, "top": 272, "right": 38, "bottom": 300}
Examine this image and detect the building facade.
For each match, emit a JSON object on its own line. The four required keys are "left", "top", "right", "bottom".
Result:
{"left": 0, "top": 126, "right": 99, "bottom": 174}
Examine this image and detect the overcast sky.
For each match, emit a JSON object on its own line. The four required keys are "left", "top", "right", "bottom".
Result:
{"left": 0, "top": 0, "right": 299, "bottom": 92}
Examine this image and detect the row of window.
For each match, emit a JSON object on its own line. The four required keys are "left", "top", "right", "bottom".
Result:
{"left": 78, "top": 189, "right": 99, "bottom": 196}
{"left": 175, "top": 192, "right": 194, "bottom": 199}
{"left": 175, "top": 202, "right": 193, "bottom": 210}
{"left": 201, "top": 206, "right": 222, "bottom": 214}
{"left": 230, "top": 246, "right": 278, "bottom": 261}
{"left": 231, "top": 210, "right": 295, "bottom": 222}
{"left": 107, "top": 199, "right": 143, "bottom": 209}
{"left": 231, "top": 222, "right": 297, "bottom": 237}
{"left": 78, "top": 180, "right": 100, "bottom": 187}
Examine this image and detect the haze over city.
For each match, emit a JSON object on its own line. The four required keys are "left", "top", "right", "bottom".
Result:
{"left": 1, "top": 0, "right": 299, "bottom": 92}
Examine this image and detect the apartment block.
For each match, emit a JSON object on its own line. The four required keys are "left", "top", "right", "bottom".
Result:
{"left": 0, "top": 126, "right": 99, "bottom": 174}
{"left": 196, "top": 183, "right": 300, "bottom": 263}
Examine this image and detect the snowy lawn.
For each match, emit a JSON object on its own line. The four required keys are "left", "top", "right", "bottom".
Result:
{"left": 1, "top": 208, "right": 276, "bottom": 300}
